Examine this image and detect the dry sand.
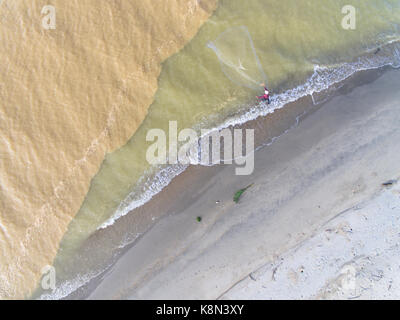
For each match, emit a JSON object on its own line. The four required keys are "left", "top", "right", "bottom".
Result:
{"left": 0, "top": 0, "right": 217, "bottom": 299}
{"left": 223, "top": 182, "right": 400, "bottom": 299}
{"left": 87, "top": 68, "right": 400, "bottom": 299}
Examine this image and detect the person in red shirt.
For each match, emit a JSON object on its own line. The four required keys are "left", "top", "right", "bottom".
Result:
{"left": 257, "top": 86, "right": 270, "bottom": 104}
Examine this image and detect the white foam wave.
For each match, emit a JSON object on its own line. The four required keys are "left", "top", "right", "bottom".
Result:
{"left": 98, "top": 163, "right": 188, "bottom": 229}
{"left": 39, "top": 269, "right": 104, "bottom": 300}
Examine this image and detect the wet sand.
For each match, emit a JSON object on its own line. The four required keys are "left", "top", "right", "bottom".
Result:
{"left": 84, "top": 67, "right": 400, "bottom": 299}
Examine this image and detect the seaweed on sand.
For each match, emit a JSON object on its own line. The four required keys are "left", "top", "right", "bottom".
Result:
{"left": 233, "top": 184, "right": 253, "bottom": 203}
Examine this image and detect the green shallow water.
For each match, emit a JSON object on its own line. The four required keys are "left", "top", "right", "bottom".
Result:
{"left": 46, "top": 0, "right": 400, "bottom": 297}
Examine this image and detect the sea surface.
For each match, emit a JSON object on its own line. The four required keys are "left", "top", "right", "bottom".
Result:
{"left": 0, "top": 0, "right": 217, "bottom": 299}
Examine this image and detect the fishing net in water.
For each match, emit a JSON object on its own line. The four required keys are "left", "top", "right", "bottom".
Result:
{"left": 207, "top": 26, "right": 267, "bottom": 90}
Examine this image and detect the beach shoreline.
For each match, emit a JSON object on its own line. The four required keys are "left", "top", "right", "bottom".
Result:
{"left": 3, "top": 0, "right": 400, "bottom": 301}
{"left": 51, "top": 65, "right": 400, "bottom": 300}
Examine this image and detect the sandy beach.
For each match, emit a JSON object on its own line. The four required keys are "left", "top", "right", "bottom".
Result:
{"left": 223, "top": 182, "right": 400, "bottom": 299}
{"left": 82, "top": 67, "right": 400, "bottom": 299}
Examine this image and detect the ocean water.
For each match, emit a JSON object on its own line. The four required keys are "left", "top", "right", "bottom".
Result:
{"left": 0, "top": 0, "right": 217, "bottom": 299}
{"left": 36, "top": 0, "right": 400, "bottom": 298}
